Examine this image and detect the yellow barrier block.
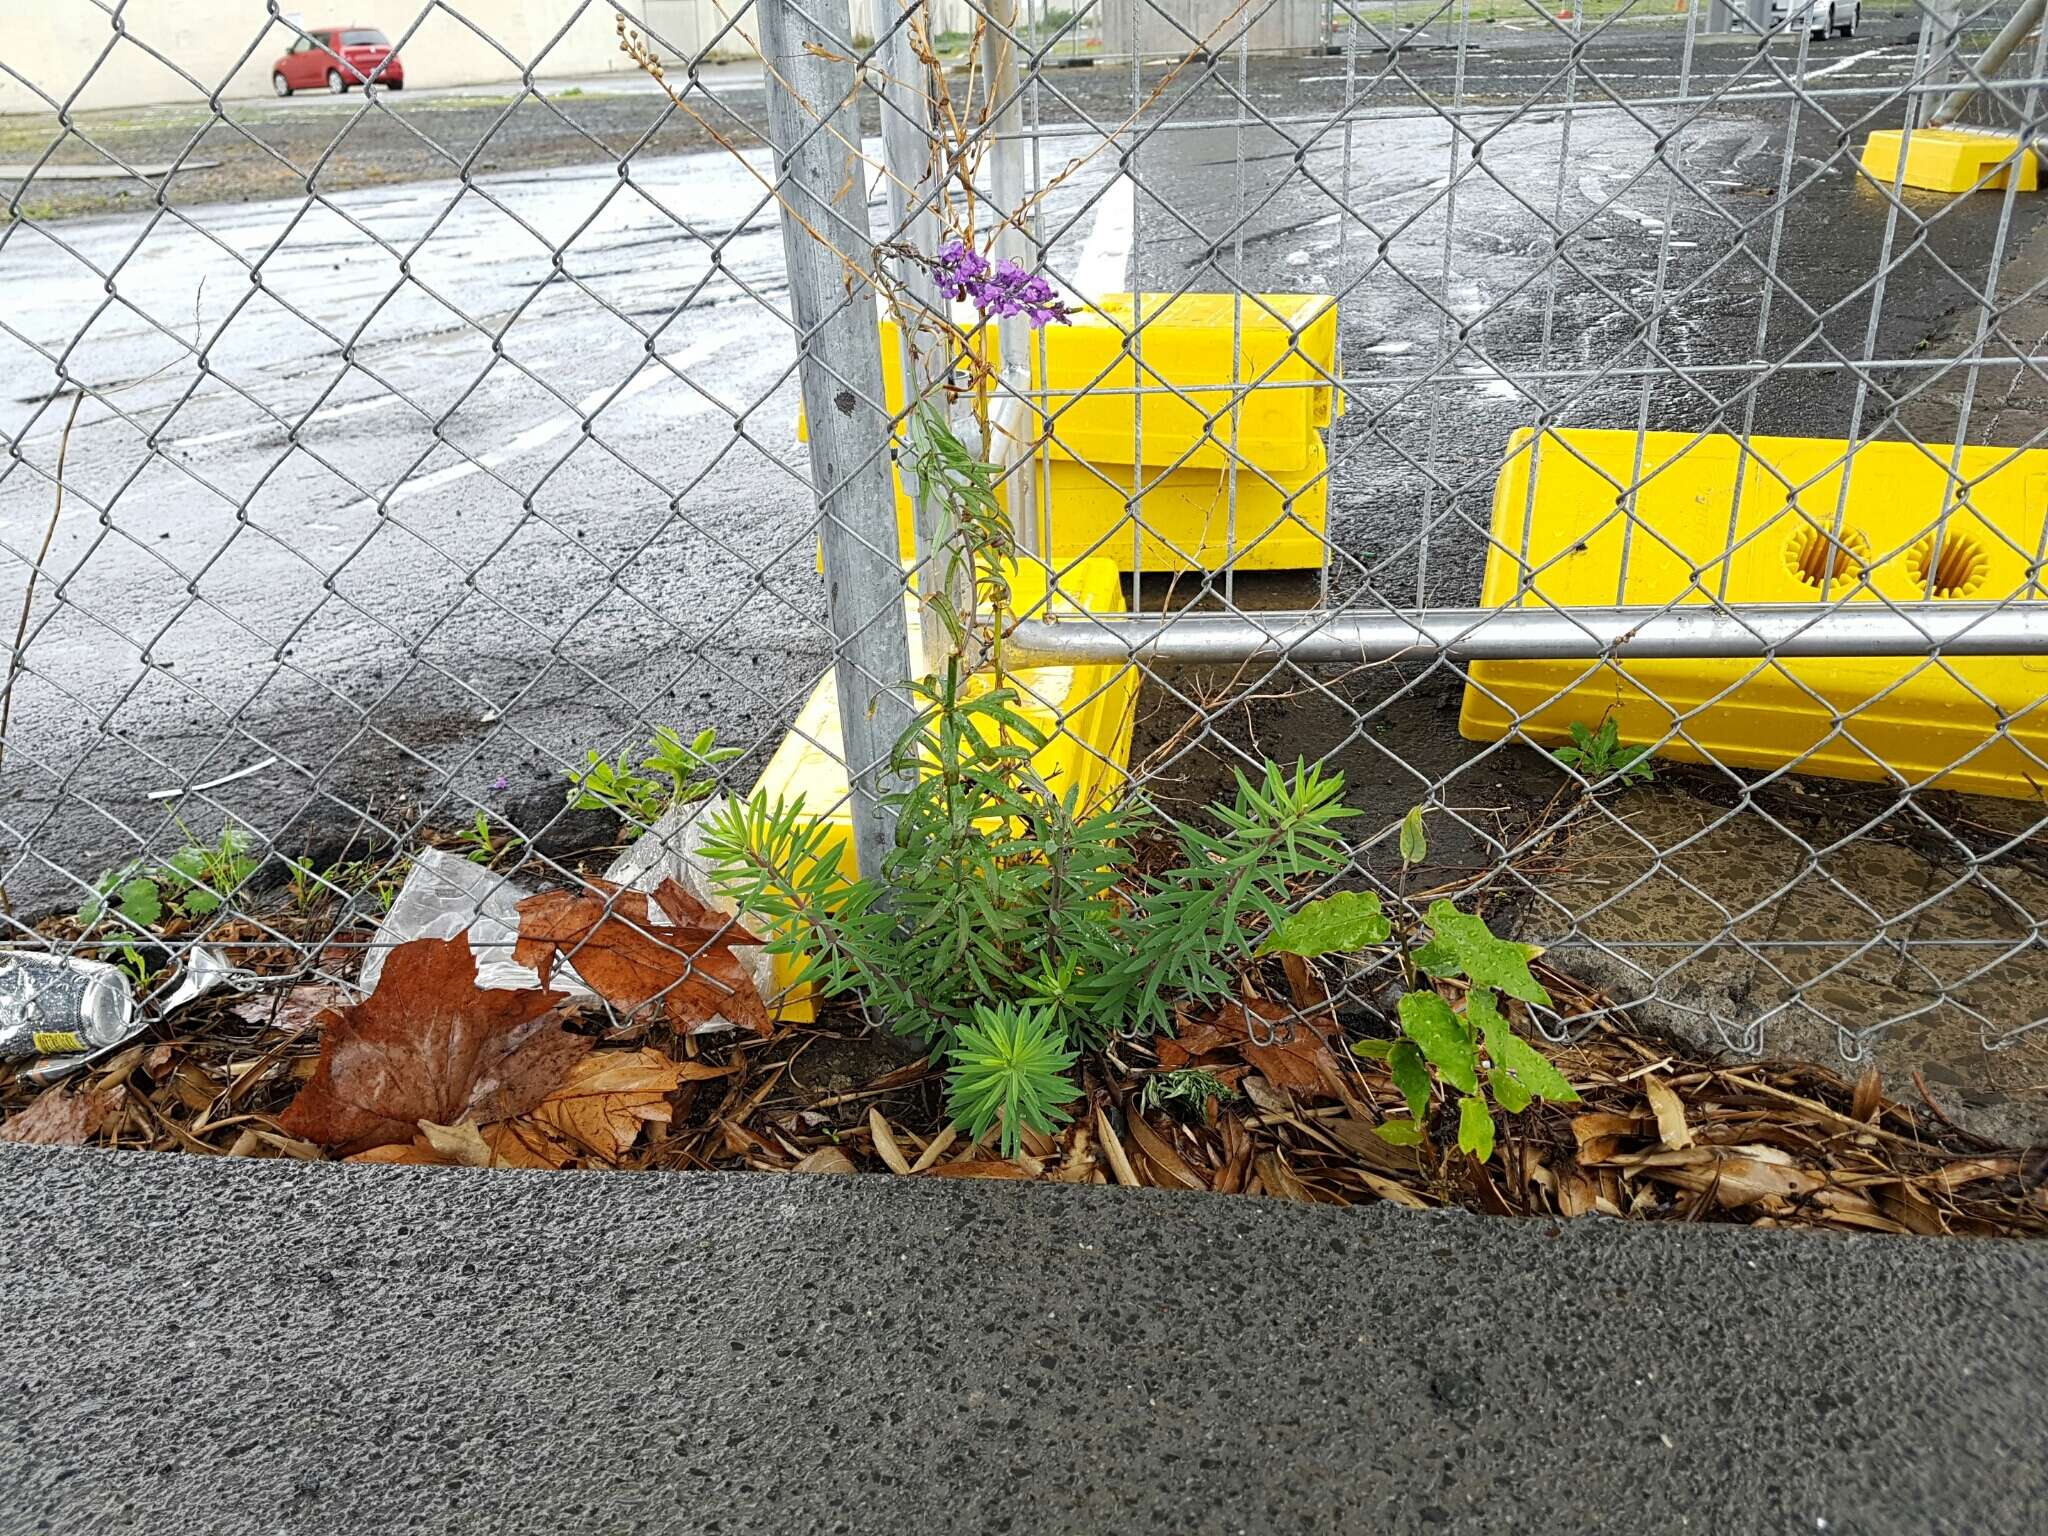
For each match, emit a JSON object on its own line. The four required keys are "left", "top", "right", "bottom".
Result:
{"left": 1040, "top": 439, "right": 1329, "bottom": 573}
{"left": 799, "top": 300, "right": 1338, "bottom": 572}
{"left": 1458, "top": 427, "right": 2048, "bottom": 800}
{"left": 753, "top": 556, "right": 1139, "bottom": 1020}
{"left": 1036, "top": 292, "right": 1339, "bottom": 472}
{"left": 1860, "top": 127, "right": 2039, "bottom": 194}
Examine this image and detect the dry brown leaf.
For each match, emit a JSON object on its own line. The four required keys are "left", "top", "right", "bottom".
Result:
{"left": 514, "top": 878, "right": 768, "bottom": 1036}
{"left": 478, "top": 1120, "right": 571, "bottom": 1170}
{"left": 1279, "top": 952, "right": 1329, "bottom": 1015}
{"left": 1255, "top": 1150, "right": 1313, "bottom": 1202}
{"left": 277, "top": 936, "right": 582, "bottom": 1153}
{"left": 417, "top": 1119, "right": 495, "bottom": 1168}
{"left": 1644, "top": 1074, "right": 1694, "bottom": 1150}
{"left": 1557, "top": 1169, "right": 1600, "bottom": 1218}
{"left": 1572, "top": 1110, "right": 1640, "bottom": 1165}
{"left": 794, "top": 1146, "right": 857, "bottom": 1175}
{"left": 920, "top": 1160, "right": 1034, "bottom": 1180}
{"left": 0, "top": 1083, "right": 123, "bottom": 1146}
{"left": 908, "top": 1123, "right": 957, "bottom": 1173}
{"left": 527, "top": 1048, "right": 691, "bottom": 1163}
{"left": 345, "top": 1141, "right": 452, "bottom": 1166}
{"left": 1095, "top": 1107, "right": 1141, "bottom": 1188}
{"left": 1850, "top": 1065, "right": 1883, "bottom": 1124}
{"left": 1161, "top": 998, "right": 1345, "bottom": 1104}
{"left": 1324, "top": 1115, "right": 1425, "bottom": 1174}
{"left": 868, "top": 1107, "right": 913, "bottom": 1175}
{"left": 231, "top": 984, "right": 354, "bottom": 1036}
{"left": 1927, "top": 1155, "right": 2022, "bottom": 1192}
{"left": 1627, "top": 1146, "right": 1830, "bottom": 1206}
{"left": 1126, "top": 1112, "right": 1206, "bottom": 1190}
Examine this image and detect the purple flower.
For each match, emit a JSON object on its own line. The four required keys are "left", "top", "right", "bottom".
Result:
{"left": 490, "top": 775, "right": 509, "bottom": 793}
{"left": 930, "top": 239, "right": 1071, "bottom": 328}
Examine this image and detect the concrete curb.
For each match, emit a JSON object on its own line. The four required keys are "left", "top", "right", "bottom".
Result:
{"left": 2, "top": 1146, "right": 2043, "bottom": 1534}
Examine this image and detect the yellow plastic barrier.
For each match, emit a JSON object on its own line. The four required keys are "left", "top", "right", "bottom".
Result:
{"left": 1459, "top": 427, "right": 2048, "bottom": 800}
{"left": 798, "top": 298, "right": 1337, "bottom": 572}
{"left": 1035, "top": 292, "right": 1339, "bottom": 472}
{"left": 752, "top": 555, "right": 1139, "bottom": 1019}
{"left": 1859, "top": 127, "right": 2039, "bottom": 194}
{"left": 1040, "top": 441, "right": 1329, "bottom": 573}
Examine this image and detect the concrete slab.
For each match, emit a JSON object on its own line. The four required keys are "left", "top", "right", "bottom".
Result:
{"left": 3, "top": 1147, "right": 2043, "bottom": 1534}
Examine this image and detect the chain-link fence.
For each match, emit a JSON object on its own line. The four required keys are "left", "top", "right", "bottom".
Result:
{"left": 4, "top": 0, "right": 2048, "bottom": 1124}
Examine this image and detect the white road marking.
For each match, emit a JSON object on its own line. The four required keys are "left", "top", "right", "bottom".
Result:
{"left": 380, "top": 327, "right": 745, "bottom": 507}
{"left": 1728, "top": 47, "right": 1886, "bottom": 92}
{"left": 172, "top": 392, "right": 400, "bottom": 449}
{"left": 1071, "top": 174, "right": 1135, "bottom": 300}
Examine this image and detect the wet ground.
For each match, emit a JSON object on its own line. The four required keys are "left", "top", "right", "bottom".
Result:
{"left": 4, "top": 14, "right": 2046, "bottom": 1127}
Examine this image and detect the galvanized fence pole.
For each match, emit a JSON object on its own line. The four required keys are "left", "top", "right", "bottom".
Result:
{"left": 978, "top": 0, "right": 1043, "bottom": 557}
{"left": 879, "top": 0, "right": 970, "bottom": 679}
{"left": 1930, "top": 0, "right": 2047, "bottom": 125}
{"left": 759, "top": 0, "right": 916, "bottom": 878}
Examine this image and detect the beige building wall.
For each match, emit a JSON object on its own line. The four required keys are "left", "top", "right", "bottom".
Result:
{"left": 0, "top": 0, "right": 667, "bottom": 114}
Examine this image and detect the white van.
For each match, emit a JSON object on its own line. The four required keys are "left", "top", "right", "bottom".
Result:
{"left": 1770, "top": 0, "right": 1860, "bottom": 37}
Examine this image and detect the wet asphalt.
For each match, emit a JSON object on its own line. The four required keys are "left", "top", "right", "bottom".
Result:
{"left": 3, "top": 1146, "right": 2044, "bottom": 1535}
{"left": 0, "top": 15, "right": 2032, "bottom": 917}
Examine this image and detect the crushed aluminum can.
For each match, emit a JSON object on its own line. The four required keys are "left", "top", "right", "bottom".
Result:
{"left": 0, "top": 952, "right": 136, "bottom": 1064}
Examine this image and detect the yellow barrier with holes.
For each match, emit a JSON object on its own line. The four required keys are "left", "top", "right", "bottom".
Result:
{"left": 1859, "top": 128, "right": 2039, "bottom": 195}
{"left": 752, "top": 555, "right": 1138, "bottom": 1020}
{"left": 1458, "top": 427, "right": 2048, "bottom": 800}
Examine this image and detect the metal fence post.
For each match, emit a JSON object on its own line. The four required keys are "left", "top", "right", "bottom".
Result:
{"left": 759, "top": 0, "right": 915, "bottom": 879}
{"left": 879, "top": 0, "right": 970, "bottom": 679}
{"left": 978, "top": 0, "right": 1043, "bottom": 558}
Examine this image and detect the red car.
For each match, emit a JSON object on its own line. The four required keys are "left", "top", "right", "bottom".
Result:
{"left": 271, "top": 27, "right": 403, "bottom": 95}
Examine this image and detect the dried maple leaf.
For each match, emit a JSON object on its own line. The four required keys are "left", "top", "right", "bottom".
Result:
{"left": 278, "top": 935, "right": 586, "bottom": 1154}
{"left": 0, "top": 1083, "right": 123, "bottom": 1146}
{"left": 514, "top": 877, "right": 769, "bottom": 1036}
{"left": 1156, "top": 998, "right": 1344, "bottom": 1103}
{"left": 526, "top": 1047, "right": 696, "bottom": 1162}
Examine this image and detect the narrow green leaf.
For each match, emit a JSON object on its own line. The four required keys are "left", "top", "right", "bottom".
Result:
{"left": 1457, "top": 1094, "right": 1496, "bottom": 1161}
{"left": 1374, "top": 1118, "right": 1427, "bottom": 1146}
{"left": 1350, "top": 1037, "right": 1396, "bottom": 1061}
{"left": 1399, "top": 805, "right": 1428, "bottom": 867}
{"left": 1388, "top": 1040, "right": 1432, "bottom": 1121}
{"left": 1258, "top": 890, "right": 1390, "bottom": 957}
{"left": 1397, "top": 990, "right": 1478, "bottom": 1095}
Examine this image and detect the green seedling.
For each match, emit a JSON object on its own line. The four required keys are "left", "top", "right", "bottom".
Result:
{"left": 1552, "top": 717, "right": 1654, "bottom": 788}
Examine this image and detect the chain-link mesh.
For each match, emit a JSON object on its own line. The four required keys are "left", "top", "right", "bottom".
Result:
{"left": 4, "top": 0, "right": 2047, "bottom": 1119}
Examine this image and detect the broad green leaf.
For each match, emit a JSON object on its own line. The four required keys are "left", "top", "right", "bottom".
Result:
{"left": 1467, "top": 984, "right": 1578, "bottom": 1105}
{"left": 116, "top": 878, "right": 163, "bottom": 928}
{"left": 1388, "top": 1039, "right": 1432, "bottom": 1121}
{"left": 181, "top": 887, "right": 221, "bottom": 917}
{"left": 1487, "top": 1028, "right": 1579, "bottom": 1105}
{"left": 1488, "top": 1066, "right": 1532, "bottom": 1114}
{"left": 1374, "top": 1118, "right": 1427, "bottom": 1146}
{"left": 164, "top": 847, "right": 208, "bottom": 886}
{"left": 1417, "top": 901, "right": 1552, "bottom": 1005}
{"left": 1350, "top": 1037, "right": 1396, "bottom": 1061}
{"left": 1399, "top": 805, "right": 1428, "bottom": 867}
{"left": 1457, "top": 1094, "right": 1496, "bottom": 1161}
{"left": 1258, "top": 890, "right": 1390, "bottom": 958}
{"left": 1397, "top": 990, "right": 1478, "bottom": 1095}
